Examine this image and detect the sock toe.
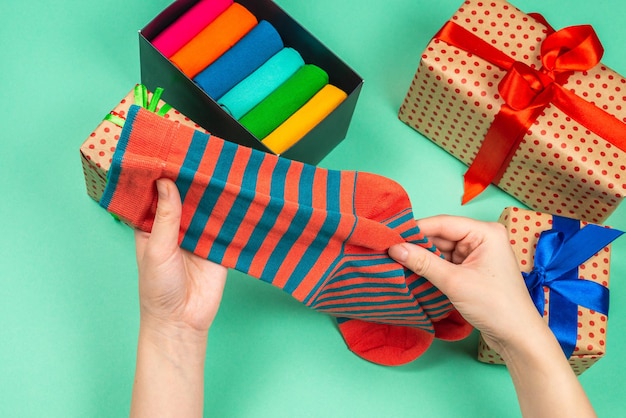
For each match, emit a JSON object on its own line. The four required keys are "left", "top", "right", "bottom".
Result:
{"left": 337, "top": 319, "right": 435, "bottom": 366}
{"left": 432, "top": 310, "right": 474, "bottom": 341}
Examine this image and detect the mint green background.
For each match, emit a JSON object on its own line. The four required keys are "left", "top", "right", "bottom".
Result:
{"left": 2, "top": 0, "right": 626, "bottom": 416}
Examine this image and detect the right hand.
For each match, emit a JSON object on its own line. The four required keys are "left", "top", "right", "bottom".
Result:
{"left": 388, "top": 215, "right": 543, "bottom": 355}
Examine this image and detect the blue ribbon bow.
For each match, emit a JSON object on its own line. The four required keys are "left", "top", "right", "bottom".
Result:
{"left": 522, "top": 216, "right": 623, "bottom": 357}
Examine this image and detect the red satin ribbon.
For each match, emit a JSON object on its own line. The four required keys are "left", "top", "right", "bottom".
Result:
{"left": 433, "top": 18, "right": 626, "bottom": 204}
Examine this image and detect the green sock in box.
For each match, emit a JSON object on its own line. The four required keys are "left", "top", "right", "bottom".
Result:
{"left": 239, "top": 64, "right": 329, "bottom": 139}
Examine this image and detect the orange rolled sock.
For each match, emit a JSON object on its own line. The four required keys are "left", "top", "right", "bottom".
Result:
{"left": 170, "top": 3, "right": 257, "bottom": 78}
{"left": 262, "top": 84, "right": 347, "bottom": 154}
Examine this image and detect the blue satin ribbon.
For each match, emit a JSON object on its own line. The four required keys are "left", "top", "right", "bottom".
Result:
{"left": 523, "top": 216, "right": 623, "bottom": 357}
{"left": 104, "top": 84, "right": 171, "bottom": 127}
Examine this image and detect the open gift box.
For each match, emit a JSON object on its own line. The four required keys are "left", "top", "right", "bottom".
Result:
{"left": 139, "top": 0, "right": 363, "bottom": 165}
{"left": 399, "top": 0, "right": 626, "bottom": 223}
{"left": 477, "top": 207, "right": 623, "bottom": 375}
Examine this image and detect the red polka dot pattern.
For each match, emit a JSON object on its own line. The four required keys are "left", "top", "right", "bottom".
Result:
{"left": 476, "top": 207, "right": 613, "bottom": 375}
{"left": 80, "top": 87, "right": 208, "bottom": 203}
{"left": 398, "top": 0, "right": 626, "bottom": 223}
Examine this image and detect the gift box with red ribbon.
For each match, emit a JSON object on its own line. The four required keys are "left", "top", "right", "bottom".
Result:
{"left": 80, "top": 85, "right": 207, "bottom": 203}
{"left": 399, "top": 0, "right": 626, "bottom": 223}
{"left": 477, "top": 207, "right": 623, "bottom": 375}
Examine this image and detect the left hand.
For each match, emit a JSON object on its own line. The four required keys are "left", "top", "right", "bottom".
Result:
{"left": 134, "top": 178, "right": 228, "bottom": 338}
{"left": 131, "top": 178, "right": 227, "bottom": 417}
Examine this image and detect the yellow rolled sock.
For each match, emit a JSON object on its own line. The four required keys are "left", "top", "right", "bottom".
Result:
{"left": 262, "top": 84, "right": 347, "bottom": 154}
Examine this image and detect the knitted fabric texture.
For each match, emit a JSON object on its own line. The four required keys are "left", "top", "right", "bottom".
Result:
{"left": 151, "top": 0, "right": 233, "bottom": 58}
{"left": 100, "top": 106, "right": 472, "bottom": 365}
{"left": 239, "top": 64, "right": 329, "bottom": 139}
{"left": 170, "top": 2, "right": 257, "bottom": 78}
{"left": 218, "top": 47, "right": 305, "bottom": 120}
{"left": 193, "top": 20, "right": 283, "bottom": 100}
{"left": 262, "top": 84, "right": 348, "bottom": 154}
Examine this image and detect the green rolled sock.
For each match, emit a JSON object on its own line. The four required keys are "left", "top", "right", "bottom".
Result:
{"left": 239, "top": 64, "right": 329, "bottom": 139}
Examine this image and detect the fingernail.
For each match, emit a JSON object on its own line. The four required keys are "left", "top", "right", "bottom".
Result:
{"left": 388, "top": 244, "right": 408, "bottom": 262}
{"left": 156, "top": 179, "right": 169, "bottom": 200}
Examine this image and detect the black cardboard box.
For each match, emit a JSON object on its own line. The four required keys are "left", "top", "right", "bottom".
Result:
{"left": 139, "top": 0, "right": 363, "bottom": 165}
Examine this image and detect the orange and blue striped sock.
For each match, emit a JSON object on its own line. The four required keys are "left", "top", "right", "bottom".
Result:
{"left": 100, "top": 105, "right": 471, "bottom": 365}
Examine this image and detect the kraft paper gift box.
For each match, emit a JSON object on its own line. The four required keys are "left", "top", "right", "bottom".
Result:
{"left": 80, "top": 85, "right": 207, "bottom": 203}
{"left": 399, "top": 0, "right": 626, "bottom": 223}
{"left": 476, "top": 207, "right": 623, "bottom": 375}
{"left": 139, "top": 0, "right": 363, "bottom": 165}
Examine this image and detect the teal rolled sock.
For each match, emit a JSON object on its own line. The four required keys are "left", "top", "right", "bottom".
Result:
{"left": 218, "top": 47, "right": 304, "bottom": 119}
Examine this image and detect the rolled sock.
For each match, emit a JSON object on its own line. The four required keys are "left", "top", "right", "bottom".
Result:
{"left": 151, "top": 0, "right": 233, "bottom": 58}
{"left": 218, "top": 47, "right": 305, "bottom": 119}
{"left": 239, "top": 64, "right": 329, "bottom": 139}
{"left": 100, "top": 106, "right": 472, "bottom": 366}
{"left": 170, "top": 3, "right": 257, "bottom": 78}
{"left": 194, "top": 20, "right": 284, "bottom": 100}
{"left": 262, "top": 84, "right": 348, "bottom": 154}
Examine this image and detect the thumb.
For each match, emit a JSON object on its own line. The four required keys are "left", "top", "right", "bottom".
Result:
{"left": 388, "top": 243, "right": 458, "bottom": 293}
{"left": 148, "top": 178, "right": 183, "bottom": 252}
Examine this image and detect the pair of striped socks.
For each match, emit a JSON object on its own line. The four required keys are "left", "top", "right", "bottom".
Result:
{"left": 100, "top": 105, "right": 472, "bottom": 365}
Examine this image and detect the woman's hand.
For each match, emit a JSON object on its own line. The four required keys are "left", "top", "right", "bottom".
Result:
{"left": 130, "top": 178, "right": 227, "bottom": 418}
{"left": 388, "top": 215, "right": 596, "bottom": 418}
{"left": 389, "top": 215, "right": 538, "bottom": 354}
{"left": 134, "top": 178, "right": 227, "bottom": 337}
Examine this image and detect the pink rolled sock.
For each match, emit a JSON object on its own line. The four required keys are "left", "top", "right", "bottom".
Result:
{"left": 151, "top": 0, "right": 233, "bottom": 58}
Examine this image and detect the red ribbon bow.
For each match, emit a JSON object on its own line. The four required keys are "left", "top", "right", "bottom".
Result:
{"left": 434, "top": 16, "right": 626, "bottom": 204}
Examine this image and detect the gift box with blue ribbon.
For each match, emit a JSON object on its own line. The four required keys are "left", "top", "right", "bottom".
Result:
{"left": 477, "top": 207, "right": 624, "bottom": 375}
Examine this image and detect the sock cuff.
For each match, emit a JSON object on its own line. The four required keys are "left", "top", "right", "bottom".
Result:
{"left": 100, "top": 105, "right": 186, "bottom": 231}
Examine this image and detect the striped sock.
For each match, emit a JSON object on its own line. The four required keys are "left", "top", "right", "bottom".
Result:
{"left": 100, "top": 105, "right": 471, "bottom": 365}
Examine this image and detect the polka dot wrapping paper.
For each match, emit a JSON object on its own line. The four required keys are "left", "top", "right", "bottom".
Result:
{"left": 80, "top": 85, "right": 207, "bottom": 203}
{"left": 477, "top": 206, "right": 619, "bottom": 375}
{"left": 399, "top": 0, "right": 626, "bottom": 224}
